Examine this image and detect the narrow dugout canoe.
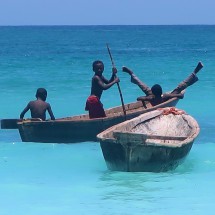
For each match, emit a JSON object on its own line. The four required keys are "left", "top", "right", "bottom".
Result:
{"left": 97, "top": 108, "right": 200, "bottom": 172}
{"left": 16, "top": 93, "right": 183, "bottom": 143}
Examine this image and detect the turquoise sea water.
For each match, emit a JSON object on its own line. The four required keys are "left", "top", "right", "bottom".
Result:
{"left": 0, "top": 26, "right": 215, "bottom": 215}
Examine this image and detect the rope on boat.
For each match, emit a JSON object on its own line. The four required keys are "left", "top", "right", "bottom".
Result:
{"left": 157, "top": 107, "right": 186, "bottom": 115}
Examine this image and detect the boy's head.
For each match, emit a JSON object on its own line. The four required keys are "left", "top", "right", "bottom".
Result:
{"left": 92, "top": 60, "right": 104, "bottom": 75}
{"left": 36, "top": 88, "right": 47, "bottom": 101}
{"left": 151, "top": 84, "right": 162, "bottom": 97}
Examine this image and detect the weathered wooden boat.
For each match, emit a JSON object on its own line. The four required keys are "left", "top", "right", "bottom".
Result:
{"left": 15, "top": 93, "right": 184, "bottom": 143}
{"left": 97, "top": 108, "right": 200, "bottom": 172}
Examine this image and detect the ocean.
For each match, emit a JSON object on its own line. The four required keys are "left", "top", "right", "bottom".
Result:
{"left": 0, "top": 25, "right": 215, "bottom": 215}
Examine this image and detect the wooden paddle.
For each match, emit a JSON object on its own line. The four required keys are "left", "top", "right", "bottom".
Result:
{"left": 106, "top": 44, "right": 127, "bottom": 120}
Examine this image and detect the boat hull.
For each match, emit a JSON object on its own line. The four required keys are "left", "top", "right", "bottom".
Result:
{"left": 100, "top": 139, "right": 194, "bottom": 172}
{"left": 18, "top": 116, "right": 125, "bottom": 143}
{"left": 17, "top": 96, "right": 181, "bottom": 143}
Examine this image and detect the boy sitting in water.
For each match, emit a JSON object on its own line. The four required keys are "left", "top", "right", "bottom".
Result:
{"left": 85, "top": 60, "right": 120, "bottom": 119}
{"left": 122, "top": 62, "right": 203, "bottom": 106}
{"left": 20, "top": 88, "right": 55, "bottom": 121}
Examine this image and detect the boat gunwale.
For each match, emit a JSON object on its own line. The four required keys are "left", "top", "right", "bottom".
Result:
{"left": 97, "top": 110, "right": 200, "bottom": 148}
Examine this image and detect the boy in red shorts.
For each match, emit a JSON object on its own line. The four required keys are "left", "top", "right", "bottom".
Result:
{"left": 85, "top": 60, "right": 119, "bottom": 119}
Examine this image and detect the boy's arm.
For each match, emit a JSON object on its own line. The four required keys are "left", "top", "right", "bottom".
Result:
{"left": 95, "top": 76, "right": 119, "bottom": 90}
{"left": 47, "top": 104, "right": 55, "bottom": 120}
{"left": 102, "top": 75, "right": 109, "bottom": 84}
{"left": 20, "top": 103, "right": 30, "bottom": 119}
{"left": 108, "top": 67, "right": 117, "bottom": 83}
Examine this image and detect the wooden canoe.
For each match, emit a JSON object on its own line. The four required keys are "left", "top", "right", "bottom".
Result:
{"left": 15, "top": 93, "right": 184, "bottom": 143}
{"left": 97, "top": 108, "right": 200, "bottom": 172}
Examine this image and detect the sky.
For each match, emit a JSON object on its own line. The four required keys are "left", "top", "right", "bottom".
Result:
{"left": 0, "top": 0, "right": 214, "bottom": 25}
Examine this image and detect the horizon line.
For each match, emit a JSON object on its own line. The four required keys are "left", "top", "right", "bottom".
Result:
{"left": 0, "top": 24, "right": 215, "bottom": 27}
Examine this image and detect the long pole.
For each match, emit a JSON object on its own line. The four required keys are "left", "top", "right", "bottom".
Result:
{"left": 106, "top": 44, "right": 127, "bottom": 120}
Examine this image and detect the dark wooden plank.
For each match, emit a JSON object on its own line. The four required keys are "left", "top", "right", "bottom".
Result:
{"left": 1, "top": 119, "right": 20, "bottom": 129}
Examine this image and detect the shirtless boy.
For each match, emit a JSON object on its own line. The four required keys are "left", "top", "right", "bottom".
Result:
{"left": 20, "top": 88, "right": 55, "bottom": 121}
{"left": 85, "top": 60, "right": 119, "bottom": 119}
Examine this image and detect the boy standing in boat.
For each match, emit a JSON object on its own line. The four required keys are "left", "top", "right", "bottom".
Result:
{"left": 85, "top": 60, "right": 120, "bottom": 119}
{"left": 122, "top": 62, "right": 203, "bottom": 106}
{"left": 20, "top": 88, "right": 55, "bottom": 121}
